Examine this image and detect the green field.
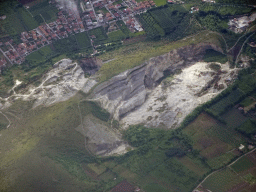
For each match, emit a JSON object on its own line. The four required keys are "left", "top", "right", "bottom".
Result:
{"left": 116, "top": 20, "right": 131, "bottom": 37}
{"left": 149, "top": 5, "right": 187, "bottom": 35}
{"left": 240, "top": 97, "right": 255, "bottom": 107}
{"left": 153, "top": 0, "right": 167, "bottom": 6}
{"left": 203, "top": 49, "right": 228, "bottom": 64}
{"left": 53, "top": 35, "right": 79, "bottom": 54}
{"left": 143, "top": 183, "right": 169, "bottom": 192}
{"left": 136, "top": 12, "right": 165, "bottom": 40}
{"left": 183, "top": 108, "right": 248, "bottom": 170}
{"left": 26, "top": 45, "right": 56, "bottom": 64}
{"left": 236, "top": 119, "right": 256, "bottom": 138}
{"left": 207, "top": 89, "right": 244, "bottom": 116}
{"left": 28, "top": 1, "right": 58, "bottom": 24}
{"left": 75, "top": 32, "right": 92, "bottom": 50}
{"left": 88, "top": 27, "right": 108, "bottom": 45}
{"left": 202, "top": 168, "right": 244, "bottom": 192}
{"left": 200, "top": 3, "right": 252, "bottom": 16}
{"left": 0, "top": 97, "right": 95, "bottom": 191}
{"left": 107, "top": 30, "right": 127, "bottom": 41}
{"left": 17, "top": 7, "right": 39, "bottom": 31}
{"left": 0, "top": 14, "right": 25, "bottom": 37}
{"left": 136, "top": 5, "right": 194, "bottom": 41}
{"left": 0, "top": 94, "right": 123, "bottom": 192}
{"left": 207, "top": 153, "right": 236, "bottom": 170}
{"left": 231, "top": 156, "right": 255, "bottom": 173}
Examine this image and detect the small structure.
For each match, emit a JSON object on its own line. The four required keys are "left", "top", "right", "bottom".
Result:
{"left": 190, "top": 7, "right": 199, "bottom": 13}
{"left": 239, "top": 144, "right": 245, "bottom": 150}
{"left": 0, "top": 15, "right": 6, "bottom": 20}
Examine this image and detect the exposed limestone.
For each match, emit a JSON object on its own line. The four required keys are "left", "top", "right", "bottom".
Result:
{"left": 0, "top": 59, "right": 97, "bottom": 109}
{"left": 91, "top": 43, "right": 238, "bottom": 129}
{"left": 121, "top": 62, "right": 238, "bottom": 129}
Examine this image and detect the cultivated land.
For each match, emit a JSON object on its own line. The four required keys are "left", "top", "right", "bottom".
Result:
{"left": 0, "top": 0, "right": 256, "bottom": 192}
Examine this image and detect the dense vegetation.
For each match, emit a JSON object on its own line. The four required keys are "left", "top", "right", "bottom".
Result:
{"left": 216, "top": 0, "right": 256, "bottom": 4}
{"left": 136, "top": 5, "right": 193, "bottom": 40}
{"left": 203, "top": 49, "right": 228, "bottom": 63}
{"left": 196, "top": 12, "right": 228, "bottom": 32}
{"left": 236, "top": 119, "right": 256, "bottom": 138}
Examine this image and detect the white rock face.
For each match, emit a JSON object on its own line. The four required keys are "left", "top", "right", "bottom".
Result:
{"left": 0, "top": 59, "right": 97, "bottom": 109}
{"left": 121, "top": 62, "right": 238, "bottom": 129}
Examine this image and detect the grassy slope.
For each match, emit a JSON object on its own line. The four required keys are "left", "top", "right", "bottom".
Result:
{"left": 97, "top": 31, "right": 223, "bottom": 82}
{"left": 0, "top": 94, "right": 100, "bottom": 191}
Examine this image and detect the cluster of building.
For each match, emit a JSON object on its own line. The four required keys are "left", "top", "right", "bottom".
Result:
{"left": 228, "top": 13, "right": 256, "bottom": 33}
{"left": 167, "top": 0, "right": 184, "bottom": 4}
{"left": 81, "top": 0, "right": 146, "bottom": 33}
{"left": 0, "top": 0, "right": 151, "bottom": 67}
{"left": 120, "top": 0, "right": 157, "bottom": 13}
{"left": 123, "top": 16, "right": 143, "bottom": 32}
{"left": 0, "top": 28, "right": 50, "bottom": 65}
{"left": 0, "top": 6, "right": 86, "bottom": 66}
{"left": 0, "top": 39, "right": 26, "bottom": 65}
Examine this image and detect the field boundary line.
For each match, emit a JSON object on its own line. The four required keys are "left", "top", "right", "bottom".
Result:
{"left": 193, "top": 148, "right": 256, "bottom": 192}
{"left": 228, "top": 148, "right": 256, "bottom": 167}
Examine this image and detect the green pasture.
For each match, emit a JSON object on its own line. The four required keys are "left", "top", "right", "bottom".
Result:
{"left": 202, "top": 168, "right": 243, "bottom": 192}
{"left": 231, "top": 156, "right": 255, "bottom": 173}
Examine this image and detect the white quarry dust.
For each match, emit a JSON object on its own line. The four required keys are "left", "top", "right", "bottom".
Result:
{"left": 121, "top": 62, "right": 239, "bottom": 129}
{"left": 0, "top": 59, "right": 97, "bottom": 109}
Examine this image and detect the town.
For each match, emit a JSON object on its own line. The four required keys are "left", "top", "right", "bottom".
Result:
{"left": 0, "top": 0, "right": 157, "bottom": 68}
{"left": 0, "top": 0, "right": 255, "bottom": 71}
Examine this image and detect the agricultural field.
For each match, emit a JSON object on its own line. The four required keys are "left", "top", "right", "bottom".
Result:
{"left": 16, "top": 7, "right": 39, "bottom": 31}
{"left": 183, "top": 108, "right": 248, "bottom": 170}
{"left": 75, "top": 31, "right": 92, "bottom": 50}
{"left": 231, "top": 156, "right": 255, "bottom": 173}
{"left": 107, "top": 30, "right": 127, "bottom": 42}
{"left": 0, "top": 14, "right": 25, "bottom": 37}
{"left": 52, "top": 35, "right": 79, "bottom": 54}
{"left": 240, "top": 97, "right": 255, "bottom": 107}
{"left": 152, "top": 0, "right": 167, "bottom": 6}
{"left": 236, "top": 119, "right": 256, "bottom": 139}
{"left": 88, "top": 27, "right": 108, "bottom": 45}
{"left": 207, "top": 89, "right": 244, "bottom": 116}
{"left": 199, "top": 3, "right": 253, "bottom": 16}
{"left": 116, "top": 20, "right": 132, "bottom": 38}
{"left": 28, "top": 0, "right": 58, "bottom": 24}
{"left": 136, "top": 12, "right": 165, "bottom": 40}
{"left": 202, "top": 168, "right": 244, "bottom": 192}
{"left": 200, "top": 152, "right": 256, "bottom": 192}
{"left": 149, "top": 5, "right": 187, "bottom": 35}
{"left": 137, "top": 5, "right": 194, "bottom": 41}
{"left": 26, "top": 45, "right": 56, "bottom": 63}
